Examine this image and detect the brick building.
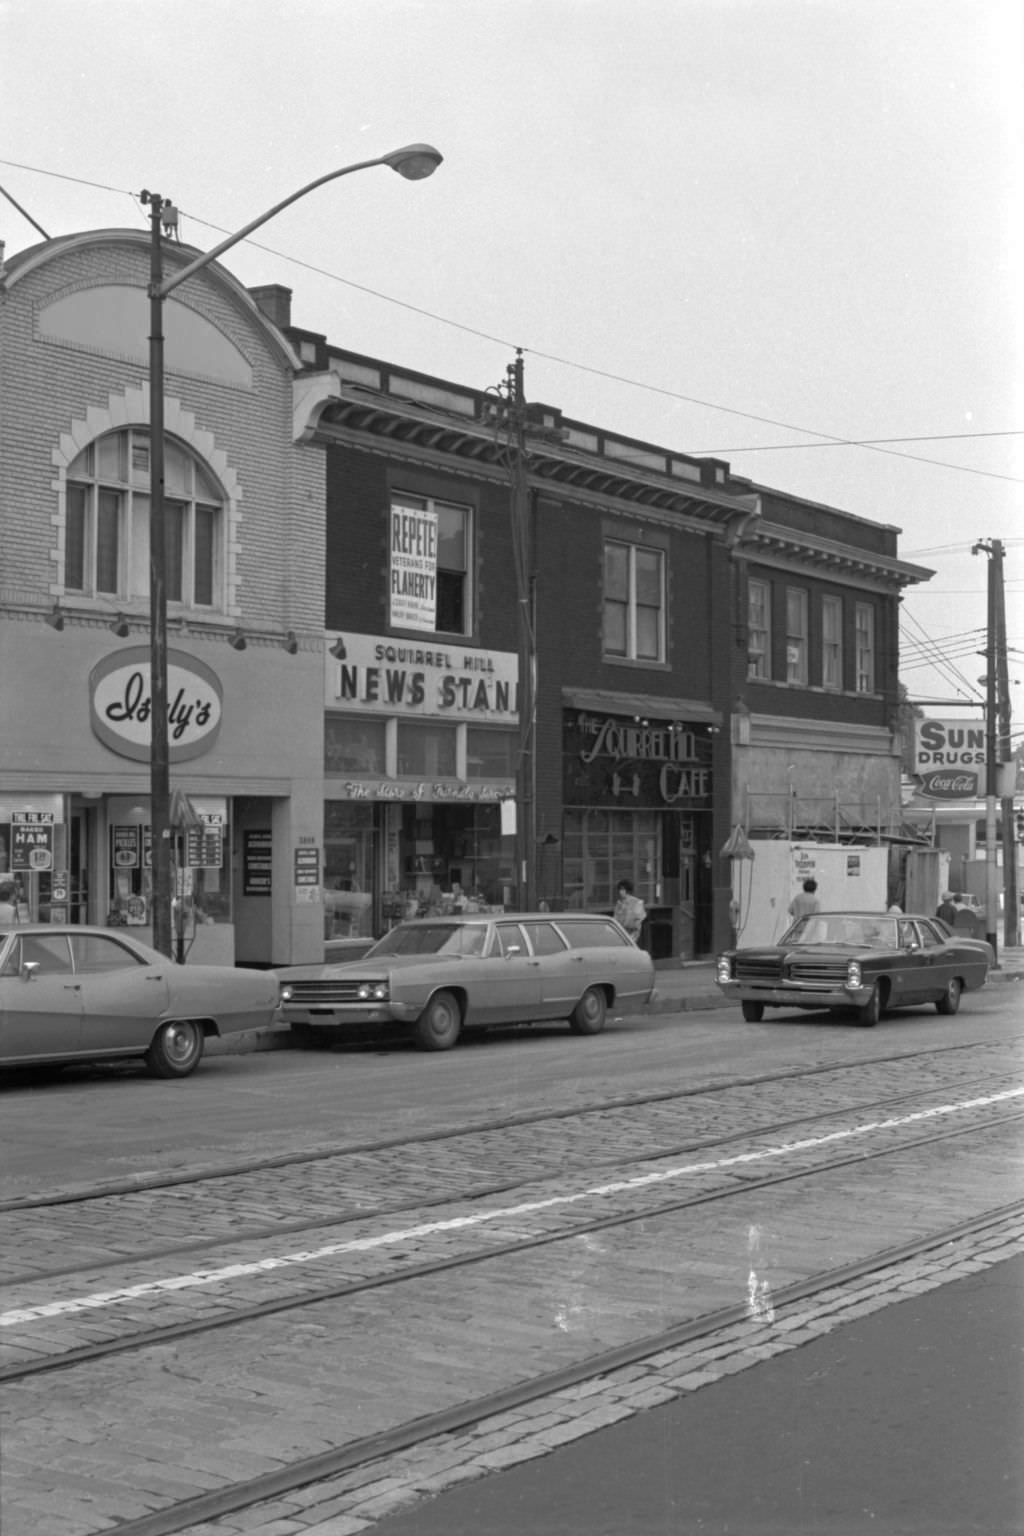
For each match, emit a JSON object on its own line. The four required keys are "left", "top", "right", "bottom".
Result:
{"left": 262, "top": 289, "right": 932, "bottom": 956}
{"left": 0, "top": 233, "right": 328, "bottom": 965}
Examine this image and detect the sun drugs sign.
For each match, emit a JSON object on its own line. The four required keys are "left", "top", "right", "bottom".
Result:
{"left": 914, "top": 716, "right": 985, "bottom": 799}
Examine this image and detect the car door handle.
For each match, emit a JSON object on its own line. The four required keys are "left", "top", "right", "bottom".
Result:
{"left": 63, "top": 983, "right": 81, "bottom": 991}
{"left": 146, "top": 975, "right": 165, "bottom": 982}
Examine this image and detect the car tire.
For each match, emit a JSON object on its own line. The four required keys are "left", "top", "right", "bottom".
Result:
{"left": 414, "top": 990, "right": 462, "bottom": 1051}
{"left": 855, "top": 985, "right": 881, "bottom": 1027}
{"left": 569, "top": 986, "right": 607, "bottom": 1035}
{"left": 935, "top": 977, "right": 962, "bottom": 1016}
{"left": 145, "top": 1020, "right": 205, "bottom": 1078}
{"left": 741, "top": 1000, "right": 765, "bottom": 1022}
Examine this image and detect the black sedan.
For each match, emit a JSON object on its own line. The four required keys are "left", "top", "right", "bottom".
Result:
{"left": 715, "top": 911, "right": 993, "bottom": 1027}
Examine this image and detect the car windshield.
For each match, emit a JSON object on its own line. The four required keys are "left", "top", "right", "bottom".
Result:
{"left": 785, "top": 915, "right": 899, "bottom": 948}
{"left": 368, "top": 923, "right": 488, "bottom": 958}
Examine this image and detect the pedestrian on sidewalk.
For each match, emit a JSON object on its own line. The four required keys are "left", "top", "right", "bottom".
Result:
{"left": 788, "top": 877, "right": 820, "bottom": 921}
{"left": 936, "top": 892, "right": 957, "bottom": 925}
{"left": 614, "top": 879, "right": 647, "bottom": 944}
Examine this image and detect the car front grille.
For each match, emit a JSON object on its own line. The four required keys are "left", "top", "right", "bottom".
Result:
{"left": 283, "top": 979, "right": 383, "bottom": 1005}
{"left": 786, "top": 960, "right": 848, "bottom": 985}
{"left": 734, "top": 958, "right": 783, "bottom": 982}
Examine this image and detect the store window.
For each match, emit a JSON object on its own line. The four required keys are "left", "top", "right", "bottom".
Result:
{"left": 822, "top": 595, "right": 843, "bottom": 690}
{"left": 855, "top": 602, "right": 876, "bottom": 692}
{"left": 603, "top": 541, "right": 665, "bottom": 662}
{"left": 65, "top": 430, "right": 224, "bottom": 609}
{"left": 785, "top": 587, "right": 808, "bottom": 684}
{"left": 325, "top": 717, "right": 387, "bottom": 776}
{"left": 561, "top": 808, "right": 660, "bottom": 909}
{"left": 747, "top": 579, "right": 771, "bottom": 679}
{"left": 466, "top": 727, "right": 518, "bottom": 778}
{"left": 397, "top": 720, "right": 457, "bottom": 777}
{"left": 323, "top": 801, "right": 375, "bottom": 939}
{"left": 391, "top": 492, "right": 472, "bottom": 636}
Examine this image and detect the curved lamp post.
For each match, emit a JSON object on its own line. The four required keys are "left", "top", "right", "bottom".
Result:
{"left": 140, "top": 144, "right": 443, "bottom": 956}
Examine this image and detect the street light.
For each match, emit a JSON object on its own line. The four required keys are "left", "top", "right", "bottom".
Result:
{"left": 140, "top": 144, "right": 443, "bottom": 956}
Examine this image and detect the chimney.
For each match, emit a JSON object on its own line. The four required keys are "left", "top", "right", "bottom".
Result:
{"left": 248, "top": 284, "right": 292, "bottom": 330}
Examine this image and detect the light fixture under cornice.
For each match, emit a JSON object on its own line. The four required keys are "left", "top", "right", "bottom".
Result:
{"left": 110, "top": 613, "right": 131, "bottom": 637}
{"left": 284, "top": 631, "right": 299, "bottom": 655}
{"left": 329, "top": 637, "right": 347, "bottom": 660}
{"left": 229, "top": 630, "right": 247, "bottom": 651}
{"left": 45, "top": 604, "right": 65, "bottom": 631}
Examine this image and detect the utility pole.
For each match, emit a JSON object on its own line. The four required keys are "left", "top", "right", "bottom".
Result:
{"left": 973, "top": 539, "right": 1016, "bottom": 956}
{"left": 994, "top": 544, "right": 1020, "bottom": 946}
{"left": 491, "top": 351, "right": 536, "bottom": 910}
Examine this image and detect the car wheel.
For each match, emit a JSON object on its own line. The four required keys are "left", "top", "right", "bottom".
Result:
{"left": 741, "top": 1000, "right": 765, "bottom": 1022}
{"left": 855, "top": 985, "right": 881, "bottom": 1027}
{"left": 569, "top": 986, "right": 607, "bottom": 1035}
{"left": 145, "top": 1020, "right": 205, "bottom": 1078}
{"left": 936, "top": 977, "right": 962, "bottom": 1016}
{"left": 414, "top": 990, "right": 462, "bottom": 1051}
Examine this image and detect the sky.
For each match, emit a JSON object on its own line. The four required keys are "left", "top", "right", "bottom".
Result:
{"left": 2, "top": 0, "right": 1021, "bottom": 726}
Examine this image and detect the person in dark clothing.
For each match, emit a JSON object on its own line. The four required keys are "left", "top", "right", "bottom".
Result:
{"left": 936, "top": 893, "right": 958, "bottom": 925}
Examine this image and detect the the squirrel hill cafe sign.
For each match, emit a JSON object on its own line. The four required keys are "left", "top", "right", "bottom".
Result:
{"left": 564, "top": 711, "right": 714, "bottom": 806}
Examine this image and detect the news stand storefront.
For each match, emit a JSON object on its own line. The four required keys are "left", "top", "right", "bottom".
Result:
{"left": 323, "top": 632, "right": 521, "bottom": 941}
{"left": 561, "top": 701, "right": 718, "bottom": 959}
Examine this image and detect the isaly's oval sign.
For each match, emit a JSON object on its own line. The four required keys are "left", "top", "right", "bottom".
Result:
{"left": 89, "top": 647, "right": 223, "bottom": 763}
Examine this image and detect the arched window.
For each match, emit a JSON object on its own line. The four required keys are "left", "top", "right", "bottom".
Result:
{"left": 64, "top": 429, "right": 225, "bottom": 609}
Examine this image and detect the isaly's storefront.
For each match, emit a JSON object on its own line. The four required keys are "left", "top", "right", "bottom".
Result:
{"left": 322, "top": 631, "right": 521, "bottom": 938}
{"left": 0, "top": 621, "right": 325, "bottom": 967}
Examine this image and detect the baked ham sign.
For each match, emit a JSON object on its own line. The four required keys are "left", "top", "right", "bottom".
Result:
{"left": 89, "top": 647, "right": 223, "bottom": 763}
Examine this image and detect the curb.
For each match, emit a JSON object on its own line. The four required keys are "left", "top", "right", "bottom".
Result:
{"left": 212, "top": 965, "right": 1024, "bottom": 1054}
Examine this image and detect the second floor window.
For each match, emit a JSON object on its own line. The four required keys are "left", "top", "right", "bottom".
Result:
{"left": 855, "top": 602, "right": 876, "bottom": 692}
{"left": 786, "top": 587, "right": 808, "bottom": 684}
{"left": 65, "top": 431, "right": 224, "bottom": 608}
{"left": 822, "top": 595, "right": 843, "bottom": 690}
{"left": 391, "top": 493, "right": 472, "bottom": 636}
{"left": 603, "top": 540, "right": 665, "bottom": 662}
{"left": 747, "top": 579, "right": 771, "bottom": 679}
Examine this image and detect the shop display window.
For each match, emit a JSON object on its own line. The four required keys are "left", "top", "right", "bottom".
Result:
{"left": 325, "top": 717, "right": 387, "bottom": 776}
{"left": 323, "top": 802, "right": 376, "bottom": 938}
{"left": 466, "top": 727, "right": 517, "bottom": 778}
{"left": 396, "top": 721, "right": 457, "bottom": 778}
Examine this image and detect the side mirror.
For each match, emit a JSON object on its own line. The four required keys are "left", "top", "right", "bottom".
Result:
{"left": 504, "top": 944, "right": 522, "bottom": 958}
{"left": 21, "top": 960, "right": 40, "bottom": 982}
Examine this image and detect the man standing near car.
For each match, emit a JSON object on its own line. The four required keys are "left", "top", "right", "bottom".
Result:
{"left": 788, "top": 878, "right": 820, "bottom": 921}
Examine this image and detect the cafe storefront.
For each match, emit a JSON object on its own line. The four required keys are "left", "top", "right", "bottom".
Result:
{"left": 323, "top": 631, "right": 520, "bottom": 939}
{"left": 561, "top": 696, "right": 720, "bottom": 959}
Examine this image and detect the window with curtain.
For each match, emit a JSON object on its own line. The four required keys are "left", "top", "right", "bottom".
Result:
{"left": 603, "top": 540, "right": 665, "bottom": 662}
{"left": 747, "top": 579, "right": 771, "bottom": 679}
{"left": 822, "top": 595, "right": 843, "bottom": 690}
{"left": 855, "top": 602, "right": 876, "bottom": 692}
{"left": 64, "top": 429, "right": 224, "bottom": 608}
{"left": 785, "top": 587, "right": 808, "bottom": 684}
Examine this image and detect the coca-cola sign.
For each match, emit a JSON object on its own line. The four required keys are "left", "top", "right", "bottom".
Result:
{"left": 89, "top": 647, "right": 223, "bottom": 763}
{"left": 917, "top": 769, "right": 979, "bottom": 800}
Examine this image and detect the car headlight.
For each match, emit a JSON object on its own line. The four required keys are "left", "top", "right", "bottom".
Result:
{"left": 716, "top": 956, "right": 733, "bottom": 983}
{"left": 356, "top": 981, "right": 389, "bottom": 1002}
{"left": 280, "top": 983, "right": 293, "bottom": 1003}
{"left": 846, "top": 960, "right": 862, "bottom": 989}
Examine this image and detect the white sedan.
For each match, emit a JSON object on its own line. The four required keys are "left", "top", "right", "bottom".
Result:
{"left": 0, "top": 925, "right": 279, "bottom": 1078}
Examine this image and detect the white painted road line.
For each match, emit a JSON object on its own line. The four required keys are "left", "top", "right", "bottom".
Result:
{"left": 3, "top": 1086, "right": 1021, "bottom": 1328}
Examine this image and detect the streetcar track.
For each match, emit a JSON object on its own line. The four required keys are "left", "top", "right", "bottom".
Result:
{"left": 3, "top": 1033, "right": 1018, "bottom": 1214}
{"left": 3, "top": 1104, "right": 1021, "bottom": 1384}
{"left": 31, "top": 1200, "right": 1024, "bottom": 1536}
{"left": 5, "top": 1063, "right": 1020, "bottom": 1288}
